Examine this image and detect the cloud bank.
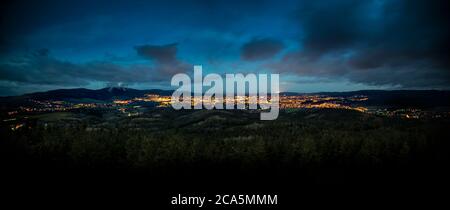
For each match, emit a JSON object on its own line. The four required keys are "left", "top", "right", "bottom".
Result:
{"left": 0, "top": 0, "right": 449, "bottom": 95}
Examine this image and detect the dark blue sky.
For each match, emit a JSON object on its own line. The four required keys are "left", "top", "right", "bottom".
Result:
{"left": 1, "top": 0, "right": 449, "bottom": 96}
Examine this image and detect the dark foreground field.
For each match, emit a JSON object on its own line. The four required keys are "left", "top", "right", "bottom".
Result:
{"left": 2, "top": 109, "right": 449, "bottom": 208}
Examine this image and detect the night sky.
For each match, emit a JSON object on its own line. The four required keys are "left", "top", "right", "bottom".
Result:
{"left": 1, "top": 0, "right": 449, "bottom": 96}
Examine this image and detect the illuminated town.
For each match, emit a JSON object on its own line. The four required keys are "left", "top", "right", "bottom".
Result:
{"left": 3, "top": 91, "right": 450, "bottom": 132}
{"left": 4, "top": 93, "right": 448, "bottom": 117}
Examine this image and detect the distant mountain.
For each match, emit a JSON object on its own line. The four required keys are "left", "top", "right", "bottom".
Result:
{"left": 20, "top": 87, "right": 173, "bottom": 101}
{"left": 0, "top": 87, "right": 173, "bottom": 108}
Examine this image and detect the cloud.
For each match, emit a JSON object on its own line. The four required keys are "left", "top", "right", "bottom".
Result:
{"left": 0, "top": 0, "right": 274, "bottom": 55}
{"left": 135, "top": 43, "right": 178, "bottom": 63}
{"left": 135, "top": 43, "right": 190, "bottom": 76}
{"left": 240, "top": 38, "right": 284, "bottom": 61}
{"left": 0, "top": 50, "right": 88, "bottom": 86}
{"left": 0, "top": 44, "right": 191, "bottom": 95}
{"left": 1, "top": 0, "right": 449, "bottom": 94}
{"left": 267, "top": 0, "right": 450, "bottom": 89}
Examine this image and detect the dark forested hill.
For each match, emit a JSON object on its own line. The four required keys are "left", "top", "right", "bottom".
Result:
{"left": 0, "top": 87, "right": 173, "bottom": 108}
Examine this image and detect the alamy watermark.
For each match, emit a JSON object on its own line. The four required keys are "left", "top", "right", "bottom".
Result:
{"left": 171, "top": 65, "right": 279, "bottom": 120}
